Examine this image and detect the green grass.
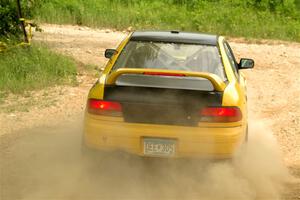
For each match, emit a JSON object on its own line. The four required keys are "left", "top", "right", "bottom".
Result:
{"left": 0, "top": 43, "right": 77, "bottom": 95}
{"left": 32, "top": 0, "right": 300, "bottom": 42}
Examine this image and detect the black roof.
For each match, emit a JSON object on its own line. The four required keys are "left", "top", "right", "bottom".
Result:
{"left": 130, "top": 31, "right": 218, "bottom": 45}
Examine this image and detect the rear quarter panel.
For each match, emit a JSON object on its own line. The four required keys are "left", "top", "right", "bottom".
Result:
{"left": 218, "top": 37, "right": 248, "bottom": 127}
{"left": 88, "top": 33, "right": 132, "bottom": 100}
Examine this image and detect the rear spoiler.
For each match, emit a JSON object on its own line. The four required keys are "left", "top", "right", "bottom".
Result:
{"left": 106, "top": 68, "right": 226, "bottom": 92}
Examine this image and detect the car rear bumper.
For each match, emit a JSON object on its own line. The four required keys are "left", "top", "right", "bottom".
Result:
{"left": 83, "top": 114, "right": 246, "bottom": 159}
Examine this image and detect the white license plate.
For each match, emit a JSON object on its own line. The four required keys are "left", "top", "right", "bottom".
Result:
{"left": 143, "top": 138, "right": 176, "bottom": 157}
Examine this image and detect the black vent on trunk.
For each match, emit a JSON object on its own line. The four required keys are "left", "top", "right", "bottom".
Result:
{"left": 104, "top": 86, "right": 223, "bottom": 126}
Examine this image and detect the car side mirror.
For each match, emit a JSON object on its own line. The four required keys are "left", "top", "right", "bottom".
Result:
{"left": 104, "top": 49, "right": 117, "bottom": 59}
{"left": 238, "top": 58, "right": 254, "bottom": 69}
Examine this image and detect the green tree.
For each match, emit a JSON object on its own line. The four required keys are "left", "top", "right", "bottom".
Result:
{"left": 0, "top": 0, "right": 20, "bottom": 37}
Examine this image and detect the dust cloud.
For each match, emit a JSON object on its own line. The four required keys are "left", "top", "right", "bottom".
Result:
{"left": 0, "top": 117, "right": 291, "bottom": 200}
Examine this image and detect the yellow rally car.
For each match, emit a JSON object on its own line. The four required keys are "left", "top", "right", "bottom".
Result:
{"left": 83, "top": 31, "right": 254, "bottom": 159}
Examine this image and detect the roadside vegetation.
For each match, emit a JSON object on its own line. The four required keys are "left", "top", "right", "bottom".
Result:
{"left": 0, "top": 0, "right": 77, "bottom": 96}
{"left": 0, "top": 0, "right": 299, "bottom": 97}
{"left": 32, "top": 0, "right": 300, "bottom": 42}
{"left": 0, "top": 43, "right": 77, "bottom": 95}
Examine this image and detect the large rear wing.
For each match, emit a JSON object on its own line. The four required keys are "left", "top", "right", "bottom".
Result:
{"left": 106, "top": 68, "right": 226, "bottom": 92}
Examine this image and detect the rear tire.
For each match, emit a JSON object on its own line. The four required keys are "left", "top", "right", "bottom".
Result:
{"left": 81, "top": 143, "right": 96, "bottom": 162}
{"left": 81, "top": 142, "right": 109, "bottom": 164}
{"left": 245, "top": 124, "right": 249, "bottom": 143}
{"left": 233, "top": 124, "right": 249, "bottom": 161}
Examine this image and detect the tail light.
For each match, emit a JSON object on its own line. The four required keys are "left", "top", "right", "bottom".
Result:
{"left": 200, "top": 107, "right": 242, "bottom": 122}
{"left": 88, "top": 99, "right": 122, "bottom": 116}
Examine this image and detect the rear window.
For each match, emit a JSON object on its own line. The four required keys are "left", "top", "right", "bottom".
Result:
{"left": 112, "top": 41, "right": 226, "bottom": 81}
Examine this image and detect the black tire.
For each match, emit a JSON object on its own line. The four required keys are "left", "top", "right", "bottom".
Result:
{"left": 81, "top": 142, "right": 108, "bottom": 164}
{"left": 245, "top": 124, "right": 249, "bottom": 143}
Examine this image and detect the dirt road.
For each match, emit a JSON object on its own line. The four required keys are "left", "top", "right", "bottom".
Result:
{"left": 0, "top": 24, "right": 299, "bottom": 200}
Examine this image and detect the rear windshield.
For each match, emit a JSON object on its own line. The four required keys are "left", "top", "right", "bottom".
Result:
{"left": 112, "top": 41, "right": 226, "bottom": 81}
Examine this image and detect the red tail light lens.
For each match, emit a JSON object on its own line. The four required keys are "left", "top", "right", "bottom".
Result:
{"left": 200, "top": 107, "right": 242, "bottom": 122}
{"left": 88, "top": 99, "right": 122, "bottom": 116}
{"left": 143, "top": 72, "right": 186, "bottom": 77}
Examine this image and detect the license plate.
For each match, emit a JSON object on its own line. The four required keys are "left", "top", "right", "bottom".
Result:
{"left": 143, "top": 138, "right": 176, "bottom": 157}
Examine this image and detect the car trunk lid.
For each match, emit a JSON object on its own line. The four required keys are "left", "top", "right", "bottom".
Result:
{"left": 103, "top": 86, "right": 223, "bottom": 126}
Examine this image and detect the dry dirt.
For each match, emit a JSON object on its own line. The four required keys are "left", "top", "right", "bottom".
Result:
{"left": 0, "top": 24, "right": 299, "bottom": 200}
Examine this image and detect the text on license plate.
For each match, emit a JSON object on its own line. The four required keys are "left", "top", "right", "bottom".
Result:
{"left": 143, "top": 138, "right": 176, "bottom": 157}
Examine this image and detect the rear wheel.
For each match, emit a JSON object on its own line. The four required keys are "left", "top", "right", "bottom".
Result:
{"left": 245, "top": 124, "right": 249, "bottom": 143}
{"left": 81, "top": 142, "right": 109, "bottom": 164}
{"left": 81, "top": 143, "right": 97, "bottom": 162}
{"left": 234, "top": 124, "right": 249, "bottom": 161}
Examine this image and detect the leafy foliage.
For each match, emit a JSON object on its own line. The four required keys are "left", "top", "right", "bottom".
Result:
{"left": 0, "top": 0, "right": 38, "bottom": 38}
{"left": 32, "top": 0, "right": 300, "bottom": 41}
{"left": 0, "top": 1, "right": 77, "bottom": 95}
{"left": 0, "top": 0, "right": 20, "bottom": 37}
{"left": 0, "top": 44, "right": 77, "bottom": 93}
